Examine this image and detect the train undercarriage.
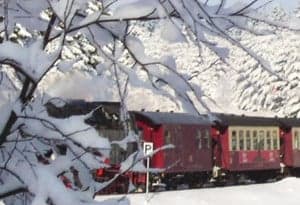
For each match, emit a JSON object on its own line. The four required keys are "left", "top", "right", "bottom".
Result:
{"left": 95, "top": 169, "right": 288, "bottom": 195}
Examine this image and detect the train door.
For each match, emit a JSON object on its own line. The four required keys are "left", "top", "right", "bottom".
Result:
{"left": 280, "top": 131, "right": 286, "bottom": 164}
{"left": 280, "top": 128, "right": 293, "bottom": 167}
{"left": 211, "top": 127, "right": 224, "bottom": 177}
{"left": 292, "top": 128, "right": 300, "bottom": 167}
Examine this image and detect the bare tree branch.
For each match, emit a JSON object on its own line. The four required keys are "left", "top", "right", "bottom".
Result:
{"left": 230, "top": 0, "right": 259, "bottom": 15}
{"left": 0, "top": 111, "right": 17, "bottom": 146}
{"left": 0, "top": 186, "right": 27, "bottom": 199}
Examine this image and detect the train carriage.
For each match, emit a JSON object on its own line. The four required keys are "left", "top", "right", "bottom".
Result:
{"left": 131, "top": 111, "right": 213, "bottom": 189}
{"left": 212, "top": 114, "right": 281, "bottom": 182}
{"left": 46, "top": 99, "right": 300, "bottom": 193}
{"left": 278, "top": 118, "right": 300, "bottom": 174}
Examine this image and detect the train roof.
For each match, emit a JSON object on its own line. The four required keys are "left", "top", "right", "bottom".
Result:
{"left": 46, "top": 100, "right": 120, "bottom": 118}
{"left": 213, "top": 113, "right": 300, "bottom": 128}
{"left": 277, "top": 117, "right": 300, "bottom": 127}
{"left": 213, "top": 113, "right": 281, "bottom": 127}
{"left": 131, "top": 111, "right": 212, "bottom": 126}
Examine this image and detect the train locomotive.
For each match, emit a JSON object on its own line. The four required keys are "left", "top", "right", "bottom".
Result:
{"left": 46, "top": 100, "right": 300, "bottom": 193}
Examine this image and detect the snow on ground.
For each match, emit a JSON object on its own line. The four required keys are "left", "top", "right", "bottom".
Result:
{"left": 96, "top": 177, "right": 300, "bottom": 205}
{"left": 1, "top": 178, "right": 299, "bottom": 204}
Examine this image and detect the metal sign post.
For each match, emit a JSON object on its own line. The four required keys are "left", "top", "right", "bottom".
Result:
{"left": 146, "top": 157, "right": 150, "bottom": 194}
{"left": 143, "top": 142, "right": 153, "bottom": 200}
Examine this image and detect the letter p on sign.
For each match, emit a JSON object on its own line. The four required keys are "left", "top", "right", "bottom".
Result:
{"left": 143, "top": 142, "right": 153, "bottom": 155}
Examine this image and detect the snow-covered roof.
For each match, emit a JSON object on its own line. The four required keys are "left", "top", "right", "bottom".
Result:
{"left": 214, "top": 113, "right": 300, "bottom": 128}
{"left": 46, "top": 100, "right": 120, "bottom": 118}
{"left": 213, "top": 113, "right": 281, "bottom": 127}
{"left": 131, "top": 111, "right": 212, "bottom": 125}
{"left": 278, "top": 117, "right": 300, "bottom": 128}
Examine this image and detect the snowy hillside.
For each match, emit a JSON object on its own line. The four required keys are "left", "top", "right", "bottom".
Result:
{"left": 129, "top": 6, "right": 300, "bottom": 117}
{"left": 1, "top": 1, "right": 300, "bottom": 205}
{"left": 43, "top": 5, "right": 300, "bottom": 117}
{"left": 96, "top": 177, "right": 300, "bottom": 205}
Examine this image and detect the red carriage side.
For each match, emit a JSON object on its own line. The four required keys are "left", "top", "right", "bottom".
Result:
{"left": 131, "top": 111, "right": 213, "bottom": 189}
{"left": 212, "top": 114, "right": 281, "bottom": 182}
{"left": 278, "top": 118, "right": 300, "bottom": 175}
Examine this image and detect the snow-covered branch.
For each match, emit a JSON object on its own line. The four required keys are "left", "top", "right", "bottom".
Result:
{"left": 0, "top": 0, "right": 299, "bottom": 204}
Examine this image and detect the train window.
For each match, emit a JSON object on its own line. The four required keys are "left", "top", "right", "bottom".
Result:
{"left": 165, "top": 130, "right": 171, "bottom": 144}
{"left": 272, "top": 131, "right": 278, "bottom": 150}
{"left": 204, "top": 129, "right": 210, "bottom": 148}
{"left": 239, "top": 130, "right": 244, "bottom": 151}
{"left": 196, "top": 130, "right": 202, "bottom": 150}
{"left": 294, "top": 131, "right": 300, "bottom": 150}
{"left": 294, "top": 135, "right": 297, "bottom": 149}
{"left": 259, "top": 130, "right": 265, "bottom": 150}
{"left": 127, "top": 142, "right": 138, "bottom": 157}
{"left": 266, "top": 131, "right": 271, "bottom": 150}
{"left": 298, "top": 132, "right": 300, "bottom": 150}
{"left": 246, "top": 130, "right": 251, "bottom": 150}
{"left": 297, "top": 131, "right": 300, "bottom": 150}
{"left": 111, "top": 144, "right": 124, "bottom": 164}
{"left": 137, "top": 128, "right": 143, "bottom": 138}
{"left": 231, "top": 130, "right": 237, "bottom": 151}
{"left": 253, "top": 131, "right": 258, "bottom": 150}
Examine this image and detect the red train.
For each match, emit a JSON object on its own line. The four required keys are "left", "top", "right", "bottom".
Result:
{"left": 132, "top": 111, "right": 213, "bottom": 190}
{"left": 45, "top": 100, "right": 300, "bottom": 193}
{"left": 95, "top": 111, "right": 300, "bottom": 193}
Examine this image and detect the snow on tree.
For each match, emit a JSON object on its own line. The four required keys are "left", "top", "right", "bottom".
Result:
{"left": 0, "top": 0, "right": 299, "bottom": 205}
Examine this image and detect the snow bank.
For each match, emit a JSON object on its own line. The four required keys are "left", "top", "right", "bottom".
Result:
{"left": 96, "top": 177, "right": 300, "bottom": 205}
